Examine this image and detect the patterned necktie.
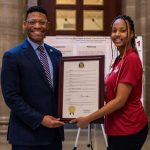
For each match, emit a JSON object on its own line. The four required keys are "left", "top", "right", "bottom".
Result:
{"left": 38, "top": 45, "right": 53, "bottom": 88}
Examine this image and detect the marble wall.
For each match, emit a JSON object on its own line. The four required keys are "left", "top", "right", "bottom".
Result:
{"left": 144, "top": 0, "right": 150, "bottom": 123}
{"left": 0, "top": 0, "right": 27, "bottom": 143}
{"left": 122, "top": 0, "right": 150, "bottom": 125}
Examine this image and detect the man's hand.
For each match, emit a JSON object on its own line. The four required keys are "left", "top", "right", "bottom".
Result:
{"left": 41, "top": 115, "right": 65, "bottom": 128}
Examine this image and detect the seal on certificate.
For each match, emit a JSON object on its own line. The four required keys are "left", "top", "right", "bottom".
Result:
{"left": 79, "top": 62, "right": 84, "bottom": 68}
{"left": 68, "top": 106, "right": 76, "bottom": 115}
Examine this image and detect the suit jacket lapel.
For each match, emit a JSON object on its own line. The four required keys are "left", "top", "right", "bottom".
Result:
{"left": 23, "top": 40, "right": 51, "bottom": 88}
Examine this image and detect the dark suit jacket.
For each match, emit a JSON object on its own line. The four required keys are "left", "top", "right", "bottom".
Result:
{"left": 1, "top": 39, "right": 64, "bottom": 145}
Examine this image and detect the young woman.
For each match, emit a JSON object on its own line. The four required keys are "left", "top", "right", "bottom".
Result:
{"left": 71, "top": 15, "right": 149, "bottom": 150}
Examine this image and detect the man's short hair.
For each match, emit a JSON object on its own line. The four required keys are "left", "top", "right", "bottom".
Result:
{"left": 25, "top": 6, "right": 48, "bottom": 20}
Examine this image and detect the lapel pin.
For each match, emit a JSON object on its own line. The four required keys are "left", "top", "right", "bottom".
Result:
{"left": 50, "top": 49, "right": 53, "bottom": 52}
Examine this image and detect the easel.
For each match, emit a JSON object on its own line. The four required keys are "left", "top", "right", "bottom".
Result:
{"left": 73, "top": 124, "right": 108, "bottom": 150}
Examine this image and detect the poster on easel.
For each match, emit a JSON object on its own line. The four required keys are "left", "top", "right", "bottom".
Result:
{"left": 44, "top": 36, "right": 144, "bottom": 104}
{"left": 45, "top": 36, "right": 112, "bottom": 75}
{"left": 45, "top": 36, "right": 143, "bottom": 73}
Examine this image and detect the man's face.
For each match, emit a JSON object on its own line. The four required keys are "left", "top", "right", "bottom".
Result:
{"left": 23, "top": 12, "right": 49, "bottom": 45}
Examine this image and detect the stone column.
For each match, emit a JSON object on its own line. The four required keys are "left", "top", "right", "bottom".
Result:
{"left": 122, "top": 0, "right": 136, "bottom": 20}
{"left": 134, "top": 0, "right": 150, "bottom": 126}
{"left": 0, "top": 0, "right": 27, "bottom": 143}
{"left": 122, "top": 0, "right": 150, "bottom": 127}
{"left": 27, "top": 0, "right": 37, "bottom": 8}
{"left": 144, "top": 0, "right": 150, "bottom": 125}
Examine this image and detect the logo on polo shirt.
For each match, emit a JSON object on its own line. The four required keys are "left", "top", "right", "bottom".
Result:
{"left": 114, "top": 67, "right": 119, "bottom": 73}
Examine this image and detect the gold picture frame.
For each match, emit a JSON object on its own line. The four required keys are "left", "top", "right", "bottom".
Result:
{"left": 56, "top": 10, "right": 76, "bottom": 31}
{"left": 83, "top": 10, "right": 104, "bottom": 31}
{"left": 84, "top": 0, "right": 103, "bottom": 5}
{"left": 56, "top": 0, "right": 76, "bottom": 5}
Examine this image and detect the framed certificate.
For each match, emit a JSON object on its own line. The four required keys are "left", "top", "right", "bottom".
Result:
{"left": 56, "top": 9, "right": 76, "bottom": 31}
{"left": 58, "top": 55, "right": 104, "bottom": 123}
{"left": 56, "top": 0, "right": 76, "bottom": 5}
{"left": 83, "top": 10, "right": 104, "bottom": 31}
{"left": 84, "top": 0, "right": 103, "bottom": 5}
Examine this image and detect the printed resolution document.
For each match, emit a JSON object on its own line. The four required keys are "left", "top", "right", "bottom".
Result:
{"left": 62, "top": 60, "right": 99, "bottom": 118}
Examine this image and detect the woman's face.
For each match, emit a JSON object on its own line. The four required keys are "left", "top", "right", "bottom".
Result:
{"left": 111, "top": 18, "right": 133, "bottom": 51}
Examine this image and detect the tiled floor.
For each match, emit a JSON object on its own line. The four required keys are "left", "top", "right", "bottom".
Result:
{"left": 0, "top": 125, "right": 150, "bottom": 150}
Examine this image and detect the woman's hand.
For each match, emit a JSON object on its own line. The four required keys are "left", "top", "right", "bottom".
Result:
{"left": 70, "top": 116, "right": 90, "bottom": 128}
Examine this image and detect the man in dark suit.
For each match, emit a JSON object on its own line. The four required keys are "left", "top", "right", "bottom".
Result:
{"left": 1, "top": 6, "right": 64, "bottom": 150}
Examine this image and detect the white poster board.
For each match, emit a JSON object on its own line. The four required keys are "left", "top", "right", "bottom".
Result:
{"left": 44, "top": 36, "right": 144, "bottom": 103}
{"left": 45, "top": 36, "right": 112, "bottom": 75}
{"left": 45, "top": 36, "right": 143, "bottom": 74}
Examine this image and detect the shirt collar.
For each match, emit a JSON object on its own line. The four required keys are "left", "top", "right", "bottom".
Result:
{"left": 124, "top": 48, "right": 136, "bottom": 57}
{"left": 27, "top": 37, "right": 45, "bottom": 51}
{"left": 112, "top": 48, "right": 136, "bottom": 68}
